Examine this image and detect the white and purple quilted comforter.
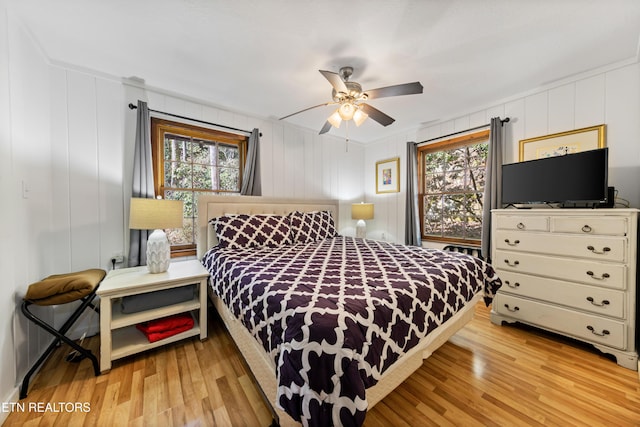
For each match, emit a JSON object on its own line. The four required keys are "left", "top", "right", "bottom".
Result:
{"left": 202, "top": 236, "right": 501, "bottom": 427}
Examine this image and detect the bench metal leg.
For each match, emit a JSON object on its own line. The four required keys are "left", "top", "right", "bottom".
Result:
{"left": 20, "top": 290, "right": 100, "bottom": 399}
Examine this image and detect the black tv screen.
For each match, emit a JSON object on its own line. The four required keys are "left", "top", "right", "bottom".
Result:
{"left": 501, "top": 148, "right": 608, "bottom": 206}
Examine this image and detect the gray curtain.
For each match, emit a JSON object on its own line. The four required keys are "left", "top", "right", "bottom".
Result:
{"left": 481, "top": 117, "right": 504, "bottom": 260}
{"left": 240, "top": 128, "right": 261, "bottom": 196}
{"left": 128, "top": 100, "right": 155, "bottom": 267}
{"left": 404, "top": 141, "right": 422, "bottom": 246}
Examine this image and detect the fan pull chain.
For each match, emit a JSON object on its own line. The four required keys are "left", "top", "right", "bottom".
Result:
{"left": 345, "top": 120, "right": 350, "bottom": 152}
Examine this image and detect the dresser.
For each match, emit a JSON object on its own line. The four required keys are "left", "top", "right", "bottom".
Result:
{"left": 490, "top": 208, "right": 638, "bottom": 370}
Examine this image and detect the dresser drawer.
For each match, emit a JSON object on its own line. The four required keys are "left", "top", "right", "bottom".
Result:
{"left": 494, "top": 250, "right": 626, "bottom": 290}
{"left": 494, "top": 293, "right": 626, "bottom": 349}
{"left": 495, "top": 215, "right": 549, "bottom": 232}
{"left": 551, "top": 216, "right": 628, "bottom": 236}
{"left": 496, "top": 271, "right": 625, "bottom": 318}
{"left": 494, "top": 230, "right": 626, "bottom": 262}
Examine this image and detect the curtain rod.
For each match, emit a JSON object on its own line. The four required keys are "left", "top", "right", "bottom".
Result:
{"left": 128, "top": 103, "right": 261, "bottom": 137}
{"left": 416, "top": 117, "right": 510, "bottom": 145}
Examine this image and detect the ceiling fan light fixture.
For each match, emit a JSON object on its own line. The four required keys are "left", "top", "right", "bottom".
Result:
{"left": 280, "top": 67, "right": 423, "bottom": 134}
{"left": 338, "top": 103, "right": 356, "bottom": 120}
{"left": 353, "top": 108, "right": 368, "bottom": 126}
{"left": 328, "top": 110, "right": 342, "bottom": 128}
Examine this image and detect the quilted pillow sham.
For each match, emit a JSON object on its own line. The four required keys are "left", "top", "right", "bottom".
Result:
{"left": 288, "top": 210, "right": 338, "bottom": 243}
{"left": 213, "top": 214, "right": 293, "bottom": 249}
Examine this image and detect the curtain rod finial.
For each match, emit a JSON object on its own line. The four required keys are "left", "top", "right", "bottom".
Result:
{"left": 128, "top": 103, "right": 137, "bottom": 110}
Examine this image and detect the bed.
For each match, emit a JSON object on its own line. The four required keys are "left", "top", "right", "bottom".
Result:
{"left": 197, "top": 195, "right": 501, "bottom": 427}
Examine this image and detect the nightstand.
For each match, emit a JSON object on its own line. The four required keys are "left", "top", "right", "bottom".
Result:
{"left": 97, "top": 259, "right": 209, "bottom": 372}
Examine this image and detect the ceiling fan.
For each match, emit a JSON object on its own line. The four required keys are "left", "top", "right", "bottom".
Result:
{"left": 279, "top": 66, "right": 424, "bottom": 134}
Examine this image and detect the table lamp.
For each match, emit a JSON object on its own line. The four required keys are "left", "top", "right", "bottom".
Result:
{"left": 351, "top": 202, "right": 374, "bottom": 239}
{"left": 129, "top": 197, "right": 184, "bottom": 273}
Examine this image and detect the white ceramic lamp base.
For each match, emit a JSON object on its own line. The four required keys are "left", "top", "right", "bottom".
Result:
{"left": 355, "top": 219, "right": 367, "bottom": 239}
{"left": 146, "top": 229, "right": 171, "bottom": 273}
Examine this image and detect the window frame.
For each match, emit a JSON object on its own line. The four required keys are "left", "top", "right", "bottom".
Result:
{"left": 151, "top": 118, "right": 247, "bottom": 257}
{"left": 417, "top": 129, "right": 490, "bottom": 245}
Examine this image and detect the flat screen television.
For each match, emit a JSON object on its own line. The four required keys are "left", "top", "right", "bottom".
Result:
{"left": 501, "top": 148, "right": 608, "bottom": 207}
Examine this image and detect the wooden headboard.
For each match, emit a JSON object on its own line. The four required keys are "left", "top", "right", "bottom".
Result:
{"left": 197, "top": 195, "right": 340, "bottom": 259}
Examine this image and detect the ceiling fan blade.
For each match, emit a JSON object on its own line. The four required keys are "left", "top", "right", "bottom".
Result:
{"left": 279, "top": 102, "right": 333, "bottom": 120}
{"left": 319, "top": 121, "right": 332, "bottom": 135}
{"left": 319, "top": 70, "right": 348, "bottom": 94}
{"left": 361, "top": 103, "right": 395, "bottom": 127}
{"left": 364, "top": 82, "right": 423, "bottom": 100}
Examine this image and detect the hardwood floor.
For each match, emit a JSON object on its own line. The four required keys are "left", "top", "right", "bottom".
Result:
{"left": 5, "top": 302, "right": 640, "bottom": 426}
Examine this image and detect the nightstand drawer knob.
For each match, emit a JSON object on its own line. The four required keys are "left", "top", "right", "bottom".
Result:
{"left": 586, "top": 271, "right": 610, "bottom": 280}
{"left": 504, "top": 239, "right": 520, "bottom": 246}
{"left": 587, "top": 245, "right": 611, "bottom": 255}
{"left": 505, "top": 280, "right": 520, "bottom": 289}
{"left": 587, "top": 325, "right": 610, "bottom": 337}
{"left": 586, "top": 297, "right": 610, "bottom": 307}
{"left": 582, "top": 225, "right": 592, "bottom": 233}
{"left": 504, "top": 259, "right": 520, "bottom": 267}
{"left": 516, "top": 222, "right": 525, "bottom": 230}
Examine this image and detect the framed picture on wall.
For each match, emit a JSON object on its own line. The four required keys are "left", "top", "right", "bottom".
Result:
{"left": 519, "top": 124, "right": 606, "bottom": 161}
{"left": 376, "top": 157, "right": 400, "bottom": 194}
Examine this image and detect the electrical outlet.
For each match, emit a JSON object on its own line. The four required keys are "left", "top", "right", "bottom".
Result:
{"left": 111, "top": 255, "right": 124, "bottom": 264}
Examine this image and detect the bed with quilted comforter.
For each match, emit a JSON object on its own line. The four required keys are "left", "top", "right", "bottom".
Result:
{"left": 198, "top": 196, "right": 501, "bottom": 427}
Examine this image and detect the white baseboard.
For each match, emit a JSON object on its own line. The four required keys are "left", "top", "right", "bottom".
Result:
{"left": 0, "top": 386, "right": 20, "bottom": 424}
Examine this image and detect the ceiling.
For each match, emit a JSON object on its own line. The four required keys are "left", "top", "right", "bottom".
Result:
{"left": 7, "top": 0, "right": 640, "bottom": 143}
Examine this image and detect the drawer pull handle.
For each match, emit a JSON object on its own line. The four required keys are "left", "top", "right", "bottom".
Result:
{"left": 586, "top": 297, "right": 610, "bottom": 307}
{"left": 504, "top": 259, "right": 520, "bottom": 267}
{"left": 516, "top": 222, "right": 525, "bottom": 230}
{"left": 586, "top": 271, "right": 610, "bottom": 280}
{"left": 581, "top": 225, "right": 592, "bottom": 233}
{"left": 504, "top": 239, "right": 520, "bottom": 246}
{"left": 505, "top": 280, "right": 520, "bottom": 289}
{"left": 587, "top": 325, "right": 610, "bottom": 337}
{"left": 587, "top": 245, "right": 611, "bottom": 255}
{"left": 504, "top": 304, "right": 520, "bottom": 312}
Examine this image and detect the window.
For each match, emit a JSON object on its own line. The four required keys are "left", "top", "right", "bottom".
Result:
{"left": 151, "top": 118, "right": 247, "bottom": 257}
{"left": 418, "top": 130, "right": 489, "bottom": 244}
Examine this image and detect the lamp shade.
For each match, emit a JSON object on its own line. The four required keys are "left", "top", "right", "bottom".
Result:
{"left": 338, "top": 103, "right": 356, "bottom": 120}
{"left": 328, "top": 110, "right": 342, "bottom": 128}
{"left": 129, "top": 198, "right": 184, "bottom": 273}
{"left": 353, "top": 109, "right": 368, "bottom": 127}
{"left": 351, "top": 203, "right": 374, "bottom": 220}
{"left": 129, "top": 198, "right": 184, "bottom": 230}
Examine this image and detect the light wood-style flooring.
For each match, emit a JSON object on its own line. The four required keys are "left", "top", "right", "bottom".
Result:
{"left": 4, "top": 302, "right": 640, "bottom": 426}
